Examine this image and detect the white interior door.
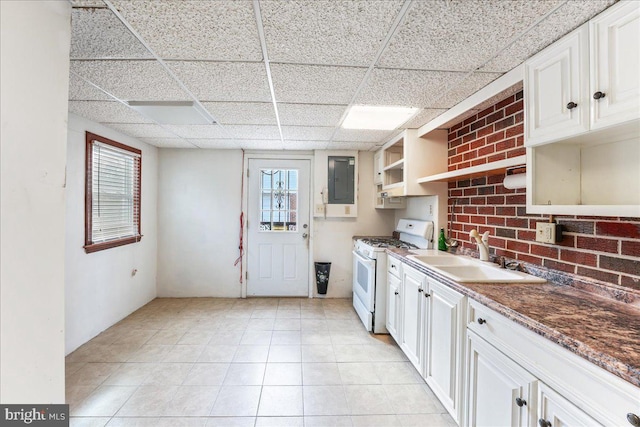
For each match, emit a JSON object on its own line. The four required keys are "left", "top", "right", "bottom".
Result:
{"left": 247, "top": 158, "right": 310, "bottom": 297}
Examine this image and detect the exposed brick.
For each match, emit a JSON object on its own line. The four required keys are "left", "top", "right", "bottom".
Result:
{"left": 486, "top": 110, "right": 505, "bottom": 124}
{"left": 470, "top": 215, "right": 487, "bottom": 224}
{"left": 531, "top": 244, "right": 559, "bottom": 259}
{"left": 472, "top": 177, "right": 487, "bottom": 186}
{"left": 450, "top": 137, "right": 463, "bottom": 148}
{"left": 487, "top": 174, "right": 504, "bottom": 185}
{"left": 557, "top": 235, "right": 576, "bottom": 248}
{"left": 458, "top": 161, "right": 471, "bottom": 169}
{"left": 576, "top": 236, "right": 618, "bottom": 254}
{"left": 487, "top": 195, "right": 505, "bottom": 205}
{"left": 462, "top": 206, "right": 477, "bottom": 215}
{"left": 505, "top": 194, "right": 526, "bottom": 205}
{"left": 470, "top": 118, "right": 486, "bottom": 131}
{"left": 464, "top": 187, "right": 478, "bottom": 196}
{"left": 471, "top": 197, "right": 487, "bottom": 205}
{"left": 478, "top": 186, "right": 495, "bottom": 195}
{"left": 543, "top": 259, "right": 575, "bottom": 274}
{"left": 496, "top": 228, "right": 516, "bottom": 238}
{"left": 450, "top": 120, "right": 463, "bottom": 132}
{"left": 621, "top": 241, "right": 640, "bottom": 257}
{"left": 456, "top": 125, "right": 470, "bottom": 138}
{"left": 450, "top": 189, "right": 463, "bottom": 197}
{"left": 507, "top": 147, "right": 527, "bottom": 158}
{"left": 477, "top": 105, "right": 495, "bottom": 119}
{"left": 496, "top": 206, "right": 516, "bottom": 216}
{"left": 472, "top": 158, "right": 486, "bottom": 166}
{"left": 507, "top": 240, "right": 530, "bottom": 253}
{"left": 457, "top": 214, "right": 471, "bottom": 223}
{"left": 448, "top": 131, "right": 457, "bottom": 140}
{"left": 462, "top": 132, "right": 477, "bottom": 143}
{"left": 495, "top": 95, "right": 516, "bottom": 111}
{"left": 488, "top": 152, "right": 506, "bottom": 162}
{"left": 486, "top": 131, "right": 505, "bottom": 144}
{"left": 448, "top": 148, "right": 457, "bottom": 157}
{"left": 506, "top": 217, "right": 528, "bottom": 228}
{"left": 478, "top": 206, "right": 495, "bottom": 215}
{"left": 463, "top": 150, "right": 477, "bottom": 161}
{"left": 596, "top": 221, "right": 640, "bottom": 239}
{"left": 450, "top": 154, "right": 463, "bottom": 164}
{"left": 600, "top": 255, "right": 640, "bottom": 276}
{"left": 487, "top": 216, "right": 506, "bottom": 226}
{"left": 491, "top": 237, "right": 507, "bottom": 249}
{"left": 558, "top": 219, "right": 595, "bottom": 234}
{"left": 478, "top": 124, "right": 494, "bottom": 138}
{"left": 463, "top": 114, "right": 478, "bottom": 126}
{"left": 560, "top": 249, "right": 597, "bottom": 267}
{"left": 515, "top": 112, "right": 524, "bottom": 123}
{"left": 518, "top": 230, "right": 536, "bottom": 241}
{"left": 515, "top": 90, "right": 523, "bottom": 100}
{"left": 471, "top": 138, "right": 486, "bottom": 150}
{"left": 478, "top": 145, "right": 495, "bottom": 157}
{"left": 620, "top": 275, "right": 640, "bottom": 290}
{"left": 577, "top": 267, "right": 619, "bottom": 284}
{"left": 518, "top": 254, "right": 543, "bottom": 265}
{"left": 496, "top": 138, "right": 516, "bottom": 152}
{"left": 494, "top": 116, "right": 515, "bottom": 131}
{"left": 505, "top": 99, "right": 524, "bottom": 117}
{"left": 505, "top": 123, "right": 524, "bottom": 138}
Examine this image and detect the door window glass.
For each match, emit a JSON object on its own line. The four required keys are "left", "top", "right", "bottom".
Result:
{"left": 260, "top": 169, "right": 298, "bottom": 231}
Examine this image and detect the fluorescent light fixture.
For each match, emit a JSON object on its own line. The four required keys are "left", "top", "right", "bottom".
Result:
{"left": 342, "top": 105, "right": 420, "bottom": 130}
{"left": 127, "top": 101, "right": 214, "bottom": 125}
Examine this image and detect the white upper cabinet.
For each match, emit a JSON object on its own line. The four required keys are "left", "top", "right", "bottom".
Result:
{"left": 525, "top": 0, "right": 640, "bottom": 147}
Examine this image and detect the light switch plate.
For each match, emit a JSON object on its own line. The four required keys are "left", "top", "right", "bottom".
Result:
{"left": 536, "top": 222, "right": 562, "bottom": 243}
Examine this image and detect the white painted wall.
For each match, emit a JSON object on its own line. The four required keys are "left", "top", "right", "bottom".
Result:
{"left": 394, "top": 195, "right": 445, "bottom": 248}
{"left": 0, "top": 1, "right": 70, "bottom": 403}
{"left": 157, "top": 149, "right": 244, "bottom": 297}
{"left": 65, "top": 114, "right": 158, "bottom": 354}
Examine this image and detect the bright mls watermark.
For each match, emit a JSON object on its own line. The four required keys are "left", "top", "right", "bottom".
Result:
{"left": 0, "top": 405, "right": 68, "bottom": 426}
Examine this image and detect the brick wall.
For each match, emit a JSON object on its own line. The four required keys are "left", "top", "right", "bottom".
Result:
{"left": 447, "top": 91, "right": 640, "bottom": 290}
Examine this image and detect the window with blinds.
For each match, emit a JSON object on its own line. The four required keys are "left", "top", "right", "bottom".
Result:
{"left": 84, "top": 132, "right": 142, "bottom": 253}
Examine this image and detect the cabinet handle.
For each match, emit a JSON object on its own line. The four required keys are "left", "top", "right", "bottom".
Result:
{"left": 593, "top": 91, "right": 606, "bottom": 100}
{"left": 538, "top": 419, "right": 552, "bottom": 427}
{"left": 515, "top": 397, "right": 526, "bottom": 407}
{"left": 477, "top": 318, "right": 486, "bottom": 325}
{"left": 566, "top": 102, "right": 578, "bottom": 110}
{"left": 418, "top": 288, "right": 423, "bottom": 293}
{"left": 628, "top": 413, "right": 640, "bottom": 427}
{"left": 394, "top": 291, "right": 399, "bottom": 295}
{"left": 424, "top": 292, "right": 431, "bottom": 298}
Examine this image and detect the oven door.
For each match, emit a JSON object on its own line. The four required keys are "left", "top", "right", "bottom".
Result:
{"left": 352, "top": 250, "right": 376, "bottom": 313}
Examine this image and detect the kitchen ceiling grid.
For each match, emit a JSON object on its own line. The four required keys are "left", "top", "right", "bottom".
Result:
{"left": 68, "top": 0, "right": 616, "bottom": 150}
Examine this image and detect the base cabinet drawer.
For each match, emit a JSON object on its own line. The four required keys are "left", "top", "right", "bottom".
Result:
{"left": 537, "top": 383, "right": 599, "bottom": 427}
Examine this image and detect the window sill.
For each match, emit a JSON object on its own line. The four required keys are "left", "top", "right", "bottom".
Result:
{"left": 84, "top": 235, "right": 143, "bottom": 254}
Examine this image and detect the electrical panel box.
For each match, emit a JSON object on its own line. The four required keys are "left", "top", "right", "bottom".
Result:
{"left": 328, "top": 156, "right": 355, "bottom": 204}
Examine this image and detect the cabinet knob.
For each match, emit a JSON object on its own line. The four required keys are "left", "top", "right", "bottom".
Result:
{"left": 628, "top": 413, "right": 640, "bottom": 427}
{"left": 424, "top": 292, "right": 431, "bottom": 298}
{"left": 566, "top": 102, "right": 578, "bottom": 110}
{"left": 394, "top": 291, "right": 399, "bottom": 295}
{"left": 538, "top": 419, "right": 552, "bottom": 427}
{"left": 418, "top": 288, "right": 423, "bottom": 293}
{"left": 593, "top": 91, "right": 606, "bottom": 100}
{"left": 477, "top": 318, "right": 486, "bottom": 325}
{"left": 515, "top": 397, "right": 527, "bottom": 407}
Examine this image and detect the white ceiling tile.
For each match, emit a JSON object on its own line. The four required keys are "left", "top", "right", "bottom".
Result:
{"left": 188, "top": 139, "right": 241, "bottom": 149}
{"left": 69, "top": 101, "right": 152, "bottom": 123}
{"left": 71, "top": 60, "right": 190, "bottom": 101}
{"left": 355, "top": 68, "right": 466, "bottom": 107}
{"left": 167, "top": 61, "right": 272, "bottom": 102}
{"left": 378, "top": 0, "right": 563, "bottom": 71}
{"left": 283, "top": 141, "right": 329, "bottom": 150}
{"left": 332, "top": 128, "right": 394, "bottom": 143}
{"left": 429, "top": 72, "right": 502, "bottom": 109}
{"left": 225, "top": 125, "right": 281, "bottom": 140}
{"left": 202, "top": 102, "right": 276, "bottom": 125}
{"left": 163, "top": 124, "right": 228, "bottom": 139}
{"left": 238, "top": 140, "right": 286, "bottom": 150}
{"left": 402, "top": 108, "right": 447, "bottom": 129}
{"left": 281, "top": 126, "right": 334, "bottom": 141}
{"left": 261, "top": 0, "right": 403, "bottom": 66}
{"left": 140, "top": 138, "right": 196, "bottom": 148}
{"left": 327, "top": 141, "right": 378, "bottom": 151}
{"left": 111, "top": 0, "right": 262, "bottom": 61}
{"left": 270, "top": 64, "right": 367, "bottom": 104}
{"left": 102, "top": 123, "right": 177, "bottom": 139}
{"left": 69, "top": 73, "right": 114, "bottom": 101}
{"left": 278, "top": 104, "right": 347, "bottom": 127}
{"left": 481, "top": 0, "right": 616, "bottom": 72}
{"left": 71, "top": 8, "right": 152, "bottom": 59}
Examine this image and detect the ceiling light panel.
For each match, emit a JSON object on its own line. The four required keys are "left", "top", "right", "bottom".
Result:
{"left": 167, "top": 61, "right": 272, "bottom": 102}
{"left": 402, "top": 108, "right": 448, "bottom": 129}
{"left": 69, "top": 101, "right": 153, "bottom": 124}
{"left": 378, "top": 0, "right": 562, "bottom": 72}
{"left": 70, "top": 8, "right": 152, "bottom": 59}
{"left": 163, "top": 124, "right": 227, "bottom": 139}
{"left": 480, "top": 0, "right": 616, "bottom": 72}
{"left": 333, "top": 128, "right": 395, "bottom": 143}
{"left": 102, "top": 123, "right": 177, "bottom": 139}
{"left": 71, "top": 60, "right": 190, "bottom": 101}
{"left": 270, "top": 64, "right": 367, "bottom": 104}
{"left": 188, "top": 139, "right": 241, "bottom": 149}
{"left": 342, "top": 105, "right": 419, "bottom": 130}
{"left": 355, "top": 68, "right": 466, "bottom": 107}
{"left": 68, "top": 73, "right": 114, "bottom": 101}
{"left": 260, "top": 0, "right": 403, "bottom": 66}
{"left": 429, "top": 72, "right": 502, "bottom": 109}
{"left": 111, "top": 0, "right": 262, "bottom": 61}
{"left": 202, "top": 102, "right": 277, "bottom": 125}
{"left": 281, "top": 126, "right": 335, "bottom": 141}
{"left": 225, "top": 125, "right": 281, "bottom": 140}
{"left": 140, "top": 138, "right": 195, "bottom": 148}
{"left": 278, "top": 104, "right": 347, "bottom": 127}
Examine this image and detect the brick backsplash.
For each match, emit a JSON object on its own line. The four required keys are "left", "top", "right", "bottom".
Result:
{"left": 447, "top": 91, "right": 640, "bottom": 290}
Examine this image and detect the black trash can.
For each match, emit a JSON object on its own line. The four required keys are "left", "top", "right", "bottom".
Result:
{"left": 314, "top": 262, "right": 331, "bottom": 295}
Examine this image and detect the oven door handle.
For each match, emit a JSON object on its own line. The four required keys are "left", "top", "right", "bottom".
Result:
{"left": 352, "top": 250, "right": 375, "bottom": 266}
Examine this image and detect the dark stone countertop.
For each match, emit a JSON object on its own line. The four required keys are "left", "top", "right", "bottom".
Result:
{"left": 387, "top": 248, "right": 640, "bottom": 388}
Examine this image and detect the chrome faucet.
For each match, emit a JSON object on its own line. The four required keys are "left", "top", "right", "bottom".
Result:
{"left": 470, "top": 229, "right": 490, "bottom": 261}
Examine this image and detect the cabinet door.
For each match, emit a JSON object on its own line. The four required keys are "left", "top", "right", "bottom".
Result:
{"left": 590, "top": 1, "right": 640, "bottom": 129}
{"left": 537, "top": 383, "right": 599, "bottom": 427}
{"left": 373, "top": 150, "right": 383, "bottom": 185}
{"left": 424, "top": 280, "right": 465, "bottom": 422}
{"left": 387, "top": 273, "right": 401, "bottom": 342}
{"left": 466, "top": 331, "right": 536, "bottom": 427}
{"left": 400, "top": 265, "right": 426, "bottom": 371}
{"left": 525, "top": 25, "right": 590, "bottom": 146}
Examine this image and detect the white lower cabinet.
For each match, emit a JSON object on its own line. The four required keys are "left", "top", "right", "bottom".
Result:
{"left": 386, "top": 271, "right": 401, "bottom": 342}
{"left": 400, "top": 264, "right": 426, "bottom": 370}
{"left": 537, "top": 383, "right": 599, "bottom": 427}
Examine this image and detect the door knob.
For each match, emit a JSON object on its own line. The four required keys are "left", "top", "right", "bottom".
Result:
{"left": 302, "top": 233, "right": 308, "bottom": 239}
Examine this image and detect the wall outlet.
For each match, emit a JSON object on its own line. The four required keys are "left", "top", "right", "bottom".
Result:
{"left": 315, "top": 204, "right": 325, "bottom": 215}
{"left": 536, "top": 222, "right": 562, "bottom": 243}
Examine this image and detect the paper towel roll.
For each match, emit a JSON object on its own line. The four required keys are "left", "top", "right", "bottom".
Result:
{"left": 503, "top": 173, "right": 527, "bottom": 189}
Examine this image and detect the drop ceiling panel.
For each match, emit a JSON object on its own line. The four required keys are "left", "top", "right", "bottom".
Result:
{"left": 167, "top": 61, "right": 272, "bottom": 102}
{"left": 102, "top": 123, "right": 177, "bottom": 139}
{"left": 281, "top": 126, "right": 334, "bottom": 141}
{"left": 260, "top": 0, "right": 403, "bottom": 66}
{"left": 141, "top": 138, "right": 195, "bottom": 148}
{"left": 402, "top": 108, "right": 447, "bottom": 129}
{"left": 71, "top": 60, "right": 190, "bottom": 101}
{"left": 69, "top": 73, "right": 114, "bottom": 101}
{"left": 71, "top": 8, "right": 152, "bottom": 59}
{"left": 278, "top": 104, "right": 347, "bottom": 127}
{"left": 202, "top": 102, "right": 277, "bottom": 125}
{"left": 480, "top": 0, "right": 616, "bottom": 72}
{"left": 429, "top": 72, "right": 502, "bottom": 109}
{"left": 333, "top": 128, "right": 394, "bottom": 143}
{"left": 270, "top": 64, "right": 367, "bottom": 104}
{"left": 378, "top": 0, "right": 563, "bottom": 71}
{"left": 111, "top": 0, "right": 262, "bottom": 61}
{"left": 189, "top": 139, "right": 241, "bottom": 149}
{"left": 328, "top": 141, "right": 378, "bottom": 151}
{"left": 355, "top": 68, "right": 466, "bottom": 107}
{"left": 69, "top": 101, "right": 152, "bottom": 123}
{"left": 70, "top": 0, "right": 106, "bottom": 7}
{"left": 225, "top": 125, "right": 281, "bottom": 140}
{"left": 283, "top": 141, "right": 329, "bottom": 150}
{"left": 163, "top": 125, "right": 228, "bottom": 139}
{"left": 238, "top": 140, "right": 286, "bottom": 150}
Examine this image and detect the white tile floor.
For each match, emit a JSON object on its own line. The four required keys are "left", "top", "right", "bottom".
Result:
{"left": 67, "top": 298, "right": 456, "bottom": 427}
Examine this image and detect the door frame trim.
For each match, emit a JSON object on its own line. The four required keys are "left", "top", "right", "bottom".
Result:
{"left": 242, "top": 152, "right": 315, "bottom": 298}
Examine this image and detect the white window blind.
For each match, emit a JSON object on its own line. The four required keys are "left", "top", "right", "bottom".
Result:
{"left": 90, "top": 141, "right": 141, "bottom": 244}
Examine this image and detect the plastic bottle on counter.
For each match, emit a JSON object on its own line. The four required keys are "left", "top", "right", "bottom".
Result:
{"left": 438, "top": 228, "right": 447, "bottom": 251}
